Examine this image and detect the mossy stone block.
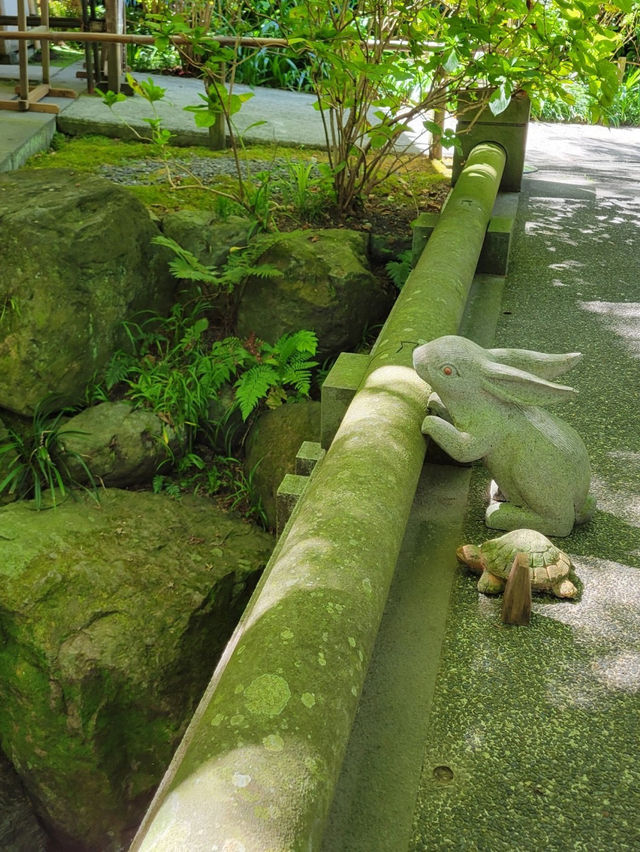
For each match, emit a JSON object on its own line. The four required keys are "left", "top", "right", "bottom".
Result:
{"left": 276, "top": 472, "right": 310, "bottom": 536}
{"left": 453, "top": 92, "right": 530, "bottom": 192}
{"left": 477, "top": 215, "right": 514, "bottom": 276}
{"left": 320, "top": 352, "right": 369, "bottom": 449}
{"left": 295, "top": 441, "right": 325, "bottom": 476}
{"left": 411, "top": 212, "right": 440, "bottom": 266}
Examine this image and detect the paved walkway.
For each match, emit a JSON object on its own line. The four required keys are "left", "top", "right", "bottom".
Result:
{"left": 0, "top": 59, "right": 423, "bottom": 170}
{"left": 0, "top": 57, "right": 450, "bottom": 173}
{"left": 324, "top": 119, "right": 640, "bottom": 851}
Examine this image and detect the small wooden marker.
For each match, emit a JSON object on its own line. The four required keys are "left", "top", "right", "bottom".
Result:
{"left": 501, "top": 552, "right": 532, "bottom": 626}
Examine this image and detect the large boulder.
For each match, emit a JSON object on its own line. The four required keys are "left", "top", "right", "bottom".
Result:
{"left": 0, "top": 489, "right": 273, "bottom": 850}
{"left": 244, "top": 400, "right": 321, "bottom": 529}
{"left": 0, "top": 169, "right": 175, "bottom": 416}
{"left": 58, "top": 401, "right": 180, "bottom": 487}
{"left": 0, "top": 414, "right": 15, "bottom": 505}
{"left": 235, "top": 229, "right": 393, "bottom": 360}
{"left": 161, "top": 210, "right": 252, "bottom": 268}
{"left": 0, "top": 752, "right": 47, "bottom": 852}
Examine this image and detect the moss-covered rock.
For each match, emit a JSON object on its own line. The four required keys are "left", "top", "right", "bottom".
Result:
{"left": 244, "top": 400, "right": 321, "bottom": 529}
{"left": 0, "top": 489, "right": 273, "bottom": 850}
{"left": 0, "top": 415, "right": 17, "bottom": 505}
{"left": 235, "top": 229, "right": 392, "bottom": 360}
{"left": 0, "top": 169, "right": 175, "bottom": 416}
{"left": 0, "top": 751, "right": 47, "bottom": 852}
{"left": 161, "top": 210, "right": 252, "bottom": 268}
{"left": 58, "top": 401, "right": 180, "bottom": 487}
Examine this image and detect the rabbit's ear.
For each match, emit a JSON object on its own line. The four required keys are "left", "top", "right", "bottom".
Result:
{"left": 486, "top": 348, "right": 582, "bottom": 380}
{"left": 481, "top": 361, "right": 578, "bottom": 406}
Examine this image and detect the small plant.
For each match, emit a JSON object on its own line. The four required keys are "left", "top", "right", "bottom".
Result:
{"left": 0, "top": 295, "right": 20, "bottom": 323}
{"left": 151, "top": 234, "right": 282, "bottom": 313}
{"left": 0, "top": 402, "right": 98, "bottom": 509}
{"left": 152, "top": 450, "right": 267, "bottom": 526}
{"left": 281, "top": 159, "right": 333, "bottom": 221}
{"left": 234, "top": 330, "right": 318, "bottom": 419}
{"left": 103, "top": 76, "right": 176, "bottom": 183}
{"left": 102, "top": 63, "right": 277, "bottom": 229}
{"left": 386, "top": 249, "right": 413, "bottom": 291}
{"left": 99, "top": 297, "right": 318, "bottom": 443}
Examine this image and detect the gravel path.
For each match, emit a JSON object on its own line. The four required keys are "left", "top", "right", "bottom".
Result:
{"left": 99, "top": 155, "right": 300, "bottom": 185}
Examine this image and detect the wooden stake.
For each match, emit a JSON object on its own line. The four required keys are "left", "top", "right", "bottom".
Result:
{"left": 501, "top": 552, "right": 532, "bottom": 626}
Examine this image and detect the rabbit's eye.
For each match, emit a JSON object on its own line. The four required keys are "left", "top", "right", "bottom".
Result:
{"left": 442, "top": 364, "right": 458, "bottom": 376}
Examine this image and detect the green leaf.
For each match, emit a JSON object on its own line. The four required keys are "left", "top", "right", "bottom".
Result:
{"left": 235, "top": 365, "right": 279, "bottom": 420}
{"left": 127, "top": 74, "right": 166, "bottom": 103}
{"left": 443, "top": 50, "right": 461, "bottom": 74}
{"left": 488, "top": 82, "right": 512, "bottom": 116}
{"left": 102, "top": 90, "right": 126, "bottom": 108}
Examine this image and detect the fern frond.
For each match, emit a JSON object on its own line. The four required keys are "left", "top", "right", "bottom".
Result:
{"left": 235, "top": 365, "right": 278, "bottom": 420}
{"left": 282, "top": 367, "right": 313, "bottom": 395}
{"left": 385, "top": 249, "right": 413, "bottom": 290}
{"left": 168, "top": 257, "right": 220, "bottom": 284}
{"left": 250, "top": 263, "right": 283, "bottom": 279}
{"left": 105, "top": 351, "right": 136, "bottom": 390}
{"left": 153, "top": 234, "right": 220, "bottom": 285}
{"left": 290, "top": 329, "right": 318, "bottom": 354}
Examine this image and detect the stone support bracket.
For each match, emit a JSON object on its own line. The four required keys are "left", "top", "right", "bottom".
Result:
{"left": 320, "top": 352, "right": 369, "bottom": 450}
{"left": 412, "top": 192, "right": 518, "bottom": 278}
{"left": 275, "top": 442, "right": 326, "bottom": 536}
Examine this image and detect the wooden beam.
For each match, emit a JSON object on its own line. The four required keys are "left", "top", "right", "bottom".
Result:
{"left": 0, "top": 15, "right": 83, "bottom": 26}
{"left": 3, "top": 30, "right": 441, "bottom": 51}
{"left": 0, "top": 99, "right": 59, "bottom": 113}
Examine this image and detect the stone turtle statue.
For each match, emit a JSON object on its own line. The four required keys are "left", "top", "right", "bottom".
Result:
{"left": 413, "top": 335, "right": 595, "bottom": 536}
{"left": 456, "top": 529, "right": 578, "bottom": 599}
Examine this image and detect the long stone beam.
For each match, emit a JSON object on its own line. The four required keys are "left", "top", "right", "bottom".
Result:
{"left": 131, "top": 142, "right": 507, "bottom": 851}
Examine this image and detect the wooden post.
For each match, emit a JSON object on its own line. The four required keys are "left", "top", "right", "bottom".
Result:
{"left": 105, "top": 0, "right": 124, "bottom": 94}
{"left": 17, "top": 0, "right": 29, "bottom": 108}
{"left": 39, "top": 0, "right": 49, "bottom": 85}
{"left": 429, "top": 68, "right": 446, "bottom": 161}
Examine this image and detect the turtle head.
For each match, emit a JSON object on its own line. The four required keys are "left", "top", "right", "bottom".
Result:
{"left": 456, "top": 544, "right": 486, "bottom": 575}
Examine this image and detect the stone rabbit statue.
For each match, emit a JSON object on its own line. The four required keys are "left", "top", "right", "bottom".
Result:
{"left": 412, "top": 335, "right": 595, "bottom": 536}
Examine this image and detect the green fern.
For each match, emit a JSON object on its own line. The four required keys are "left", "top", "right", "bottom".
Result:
{"left": 386, "top": 249, "right": 413, "bottom": 291}
{"left": 153, "top": 234, "right": 283, "bottom": 295}
{"left": 105, "top": 350, "right": 137, "bottom": 390}
{"left": 153, "top": 235, "right": 222, "bottom": 285}
{"left": 235, "top": 364, "right": 279, "bottom": 420}
{"left": 233, "top": 330, "right": 318, "bottom": 420}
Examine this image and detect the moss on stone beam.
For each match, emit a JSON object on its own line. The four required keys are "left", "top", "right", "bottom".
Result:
{"left": 131, "top": 143, "right": 506, "bottom": 852}
{"left": 371, "top": 143, "right": 507, "bottom": 371}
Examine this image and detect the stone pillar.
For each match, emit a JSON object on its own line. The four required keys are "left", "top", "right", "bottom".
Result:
{"left": 452, "top": 91, "right": 530, "bottom": 192}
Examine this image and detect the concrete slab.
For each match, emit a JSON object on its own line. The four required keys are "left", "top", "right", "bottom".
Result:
{"left": 0, "top": 110, "right": 55, "bottom": 171}
{"left": 0, "top": 60, "right": 84, "bottom": 171}
{"left": 56, "top": 70, "right": 330, "bottom": 149}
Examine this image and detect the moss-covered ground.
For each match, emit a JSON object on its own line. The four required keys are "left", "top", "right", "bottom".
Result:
{"left": 22, "top": 133, "right": 449, "bottom": 229}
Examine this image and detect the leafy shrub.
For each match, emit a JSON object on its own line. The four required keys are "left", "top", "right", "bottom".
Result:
{"left": 532, "top": 67, "right": 640, "bottom": 128}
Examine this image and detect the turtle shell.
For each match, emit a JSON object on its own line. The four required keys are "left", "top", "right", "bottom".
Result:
{"left": 479, "top": 529, "right": 572, "bottom": 590}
